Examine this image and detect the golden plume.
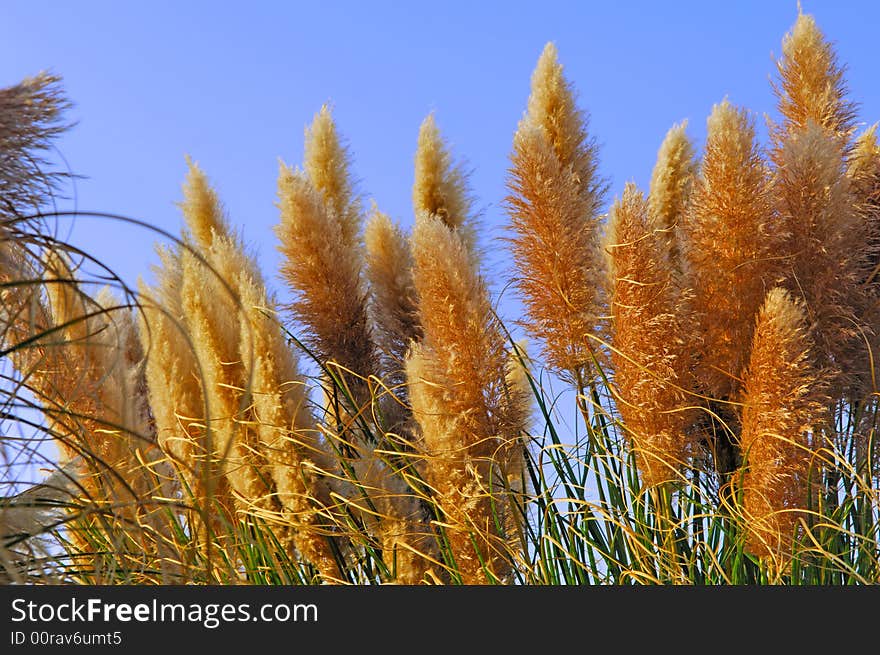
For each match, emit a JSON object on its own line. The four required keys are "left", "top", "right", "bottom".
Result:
{"left": 681, "top": 99, "right": 784, "bottom": 401}
{"left": 178, "top": 202, "right": 279, "bottom": 523}
{"left": 138, "top": 243, "right": 237, "bottom": 552}
{"left": 525, "top": 43, "right": 603, "bottom": 204}
{"left": 775, "top": 123, "right": 869, "bottom": 388}
{"left": 606, "top": 183, "right": 698, "bottom": 486}
{"left": 849, "top": 125, "right": 880, "bottom": 287}
{"left": 407, "top": 213, "right": 524, "bottom": 583}
{"left": 235, "top": 258, "right": 342, "bottom": 581}
{"left": 278, "top": 108, "right": 375, "bottom": 411}
{"left": 413, "top": 113, "right": 476, "bottom": 253}
{"left": 364, "top": 206, "right": 421, "bottom": 392}
{"left": 772, "top": 10, "right": 856, "bottom": 145}
{"left": 739, "top": 287, "right": 827, "bottom": 562}
{"left": 505, "top": 43, "right": 605, "bottom": 381}
{"left": 36, "top": 254, "right": 174, "bottom": 570}
{"left": 304, "top": 105, "right": 362, "bottom": 250}
{"left": 275, "top": 164, "right": 375, "bottom": 393}
{"left": 648, "top": 120, "right": 697, "bottom": 266}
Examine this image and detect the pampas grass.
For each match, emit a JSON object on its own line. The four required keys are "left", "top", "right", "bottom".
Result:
{"left": 739, "top": 288, "right": 827, "bottom": 565}
{"left": 413, "top": 113, "right": 476, "bottom": 253}
{"left": 364, "top": 207, "right": 420, "bottom": 395}
{"left": 605, "top": 183, "right": 698, "bottom": 487}
{"left": 505, "top": 43, "right": 605, "bottom": 380}
{"left": 407, "top": 214, "right": 525, "bottom": 583}
{"left": 276, "top": 158, "right": 375, "bottom": 398}
{"left": 648, "top": 121, "right": 697, "bottom": 267}
{"left": 775, "top": 124, "right": 869, "bottom": 388}
{"left": 771, "top": 11, "right": 856, "bottom": 146}
{"left": 2, "top": 9, "right": 879, "bottom": 586}
{"left": 682, "top": 99, "right": 783, "bottom": 403}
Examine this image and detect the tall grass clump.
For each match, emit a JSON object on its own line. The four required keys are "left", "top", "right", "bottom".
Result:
{"left": 1, "top": 8, "right": 878, "bottom": 586}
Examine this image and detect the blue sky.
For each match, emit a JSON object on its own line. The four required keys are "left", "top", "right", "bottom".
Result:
{"left": 3, "top": 1, "right": 880, "bottom": 311}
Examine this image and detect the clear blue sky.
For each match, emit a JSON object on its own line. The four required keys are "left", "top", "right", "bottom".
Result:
{"left": 3, "top": 1, "right": 880, "bottom": 310}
